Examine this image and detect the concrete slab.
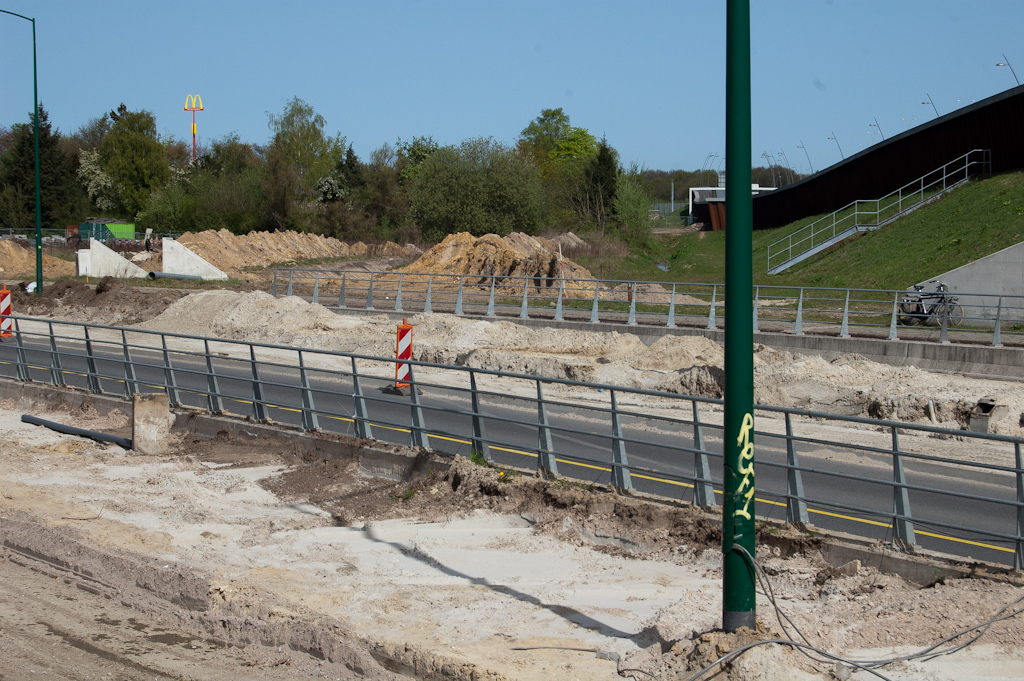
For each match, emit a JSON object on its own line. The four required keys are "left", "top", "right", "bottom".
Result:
{"left": 162, "top": 238, "right": 229, "bottom": 281}
{"left": 132, "top": 392, "right": 174, "bottom": 455}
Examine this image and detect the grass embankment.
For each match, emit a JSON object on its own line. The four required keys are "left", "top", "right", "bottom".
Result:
{"left": 575, "top": 171, "right": 1024, "bottom": 290}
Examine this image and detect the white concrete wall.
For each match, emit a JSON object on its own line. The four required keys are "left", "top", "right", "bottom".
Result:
{"left": 161, "top": 238, "right": 228, "bottom": 281}
{"left": 86, "top": 239, "right": 147, "bottom": 278}
{"left": 76, "top": 249, "right": 91, "bottom": 277}
{"left": 917, "top": 240, "right": 1024, "bottom": 325}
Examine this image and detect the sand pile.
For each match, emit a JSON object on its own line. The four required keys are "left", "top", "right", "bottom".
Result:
{"left": 0, "top": 239, "right": 76, "bottom": 278}
{"left": 175, "top": 229, "right": 419, "bottom": 278}
{"left": 133, "top": 290, "right": 1024, "bottom": 435}
{"left": 399, "top": 232, "right": 599, "bottom": 298}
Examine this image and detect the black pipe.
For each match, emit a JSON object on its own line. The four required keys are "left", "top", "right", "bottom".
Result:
{"left": 21, "top": 414, "right": 132, "bottom": 449}
{"left": 147, "top": 271, "right": 202, "bottom": 280}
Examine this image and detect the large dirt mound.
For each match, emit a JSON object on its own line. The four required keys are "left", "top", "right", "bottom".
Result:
{"left": 400, "top": 232, "right": 599, "bottom": 297}
{"left": 176, "top": 229, "right": 419, "bottom": 279}
{"left": 0, "top": 239, "right": 76, "bottom": 278}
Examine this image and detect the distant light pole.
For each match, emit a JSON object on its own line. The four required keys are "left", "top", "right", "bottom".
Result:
{"left": 997, "top": 54, "right": 1020, "bottom": 86}
{"left": 870, "top": 116, "right": 886, "bottom": 140}
{"left": 797, "top": 141, "right": 814, "bottom": 174}
{"left": 828, "top": 131, "right": 844, "bottom": 160}
{"left": 778, "top": 149, "right": 794, "bottom": 183}
{"left": 761, "top": 151, "right": 777, "bottom": 186}
{"left": 0, "top": 9, "right": 42, "bottom": 294}
{"left": 922, "top": 94, "right": 940, "bottom": 118}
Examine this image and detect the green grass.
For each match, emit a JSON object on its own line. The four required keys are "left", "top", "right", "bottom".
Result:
{"left": 576, "top": 171, "right": 1024, "bottom": 290}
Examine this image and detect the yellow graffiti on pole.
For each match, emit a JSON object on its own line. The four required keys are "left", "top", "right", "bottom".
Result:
{"left": 734, "top": 412, "right": 755, "bottom": 520}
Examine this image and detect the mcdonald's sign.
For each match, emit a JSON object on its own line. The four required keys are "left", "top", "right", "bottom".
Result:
{"left": 184, "top": 94, "right": 204, "bottom": 112}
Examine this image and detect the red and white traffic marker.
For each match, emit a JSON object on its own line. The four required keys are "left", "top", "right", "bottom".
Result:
{"left": 0, "top": 285, "right": 12, "bottom": 338}
{"left": 395, "top": 318, "right": 412, "bottom": 389}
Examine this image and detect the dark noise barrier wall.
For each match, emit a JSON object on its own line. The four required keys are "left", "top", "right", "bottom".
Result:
{"left": 753, "top": 84, "right": 1024, "bottom": 231}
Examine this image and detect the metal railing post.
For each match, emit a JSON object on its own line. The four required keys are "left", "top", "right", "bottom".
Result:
{"left": 785, "top": 413, "right": 809, "bottom": 524}
{"left": 271, "top": 269, "right": 278, "bottom": 297}
{"left": 424, "top": 275, "right": 433, "bottom": 313}
{"left": 12, "top": 320, "right": 28, "bottom": 381}
{"left": 666, "top": 284, "right": 676, "bottom": 328}
{"left": 520, "top": 279, "right": 530, "bottom": 319}
{"left": 312, "top": 271, "right": 320, "bottom": 304}
{"left": 794, "top": 288, "right": 804, "bottom": 335}
{"left": 469, "top": 371, "right": 491, "bottom": 462}
{"left": 338, "top": 272, "right": 347, "bottom": 308}
{"left": 993, "top": 296, "right": 1003, "bottom": 347}
{"left": 249, "top": 345, "right": 268, "bottom": 422}
{"left": 394, "top": 274, "right": 403, "bottom": 312}
{"left": 366, "top": 273, "right": 375, "bottom": 310}
{"left": 83, "top": 327, "right": 100, "bottom": 393}
{"left": 351, "top": 357, "right": 372, "bottom": 439}
{"left": 286, "top": 269, "right": 294, "bottom": 297}
{"left": 888, "top": 293, "right": 900, "bottom": 340}
{"left": 161, "top": 335, "right": 180, "bottom": 406}
{"left": 48, "top": 322, "right": 65, "bottom": 387}
{"left": 753, "top": 287, "right": 760, "bottom": 332}
{"left": 408, "top": 364, "right": 430, "bottom": 450}
{"left": 204, "top": 339, "right": 223, "bottom": 414}
{"left": 692, "top": 401, "right": 715, "bottom": 507}
{"left": 298, "top": 350, "right": 319, "bottom": 432}
{"left": 1014, "top": 443, "right": 1023, "bottom": 571}
{"left": 609, "top": 390, "right": 632, "bottom": 491}
{"left": 707, "top": 285, "right": 717, "bottom": 330}
{"left": 486, "top": 276, "right": 496, "bottom": 317}
{"left": 536, "top": 381, "right": 558, "bottom": 477}
{"left": 627, "top": 284, "right": 637, "bottom": 326}
{"left": 121, "top": 329, "right": 136, "bottom": 399}
{"left": 939, "top": 299, "right": 950, "bottom": 344}
{"left": 891, "top": 426, "right": 916, "bottom": 547}
{"left": 455, "top": 277, "right": 465, "bottom": 315}
{"left": 590, "top": 281, "right": 600, "bottom": 324}
{"left": 554, "top": 279, "right": 564, "bottom": 321}
{"left": 839, "top": 290, "right": 851, "bottom": 338}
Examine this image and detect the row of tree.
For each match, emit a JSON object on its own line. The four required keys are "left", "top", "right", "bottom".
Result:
{"left": 0, "top": 100, "right": 797, "bottom": 250}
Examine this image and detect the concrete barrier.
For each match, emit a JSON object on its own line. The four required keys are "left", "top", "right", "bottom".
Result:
{"left": 918, "top": 240, "right": 1024, "bottom": 325}
{"left": 161, "top": 238, "right": 228, "bottom": 281}
{"left": 79, "top": 238, "right": 147, "bottom": 279}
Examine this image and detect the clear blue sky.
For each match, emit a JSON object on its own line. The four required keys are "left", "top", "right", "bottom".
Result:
{"left": 2, "top": 1, "right": 1021, "bottom": 174}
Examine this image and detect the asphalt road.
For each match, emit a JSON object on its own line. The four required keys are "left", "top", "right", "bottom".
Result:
{"left": 1, "top": 334, "right": 1019, "bottom": 568}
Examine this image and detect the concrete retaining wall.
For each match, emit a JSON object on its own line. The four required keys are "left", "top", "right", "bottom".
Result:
{"left": 917, "top": 240, "right": 1024, "bottom": 325}
{"left": 161, "top": 238, "right": 229, "bottom": 281}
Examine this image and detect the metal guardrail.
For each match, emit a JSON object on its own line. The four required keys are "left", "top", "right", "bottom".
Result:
{"left": 270, "top": 270, "right": 1024, "bottom": 347}
{"left": 766, "top": 149, "right": 992, "bottom": 273}
{"left": 2, "top": 315, "right": 1022, "bottom": 569}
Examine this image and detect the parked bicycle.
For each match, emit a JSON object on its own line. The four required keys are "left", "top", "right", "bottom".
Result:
{"left": 899, "top": 280, "right": 964, "bottom": 326}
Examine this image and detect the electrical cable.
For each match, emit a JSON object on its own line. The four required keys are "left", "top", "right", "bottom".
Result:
{"left": 684, "top": 544, "right": 1024, "bottom": 681}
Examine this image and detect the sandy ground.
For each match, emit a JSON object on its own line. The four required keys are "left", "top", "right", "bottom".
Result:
{"left": 0, "top": 401, "right": 1021, "bottom": 680}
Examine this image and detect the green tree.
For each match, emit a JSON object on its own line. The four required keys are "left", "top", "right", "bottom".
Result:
{"left": 396, "top": 136, "right": 439, "bottom": 187}
{"left": 586, "top": 138, "right": 618, "bottom": 224}
{"left": 99, "top": 105, "right": 171, "bottom": 217}
{"left": 265, "top": 97, "right": 345, "bottom": 202}
{"left": 410, "top": 137, "right": 543, "bottom": 241}
{"left": 0, "top": 104, "right": 87, "bottom": 229}
{"left": 614, "top": 163, "right": 654, "bottom": 249}
{"left": 519, "top": 108, "right": 571, "bottom": 167}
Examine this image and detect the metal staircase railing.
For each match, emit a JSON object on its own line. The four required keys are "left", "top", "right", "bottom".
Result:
{"left": 767, "top": 149, "right": 992, "bottom": 274}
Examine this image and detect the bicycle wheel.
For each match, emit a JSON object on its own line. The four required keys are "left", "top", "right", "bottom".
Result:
{"left": 946, "top": 303, "right": 964, "bottom": 327}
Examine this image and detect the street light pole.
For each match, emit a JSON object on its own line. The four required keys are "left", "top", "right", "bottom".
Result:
{"left": 797, "top": 141, "right": 814, "bottom": 174}
{"left": 1, "top": 8, "right": 42, "bottom": 294}
{"left": 923, "top": 94, "right": 940, "bottom": 118}
{"left": 997, "top": 54, "right": 1020, "bottom": 87}
{"left": 871, "top": 116, "right": 886, "bottom": 140}
{"left": 828, "top": 131, "right": 844, "bottom": 160}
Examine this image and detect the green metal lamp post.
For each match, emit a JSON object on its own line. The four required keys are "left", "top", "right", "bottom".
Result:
{"left": 723, "top": 0, "right": 756, "bottom": 632}
{"left": 1, "top": 8, "right": 43, "bottom": 295}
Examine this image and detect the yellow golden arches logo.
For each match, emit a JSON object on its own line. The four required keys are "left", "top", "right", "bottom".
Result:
{"left": 184, "top": 94, "right": 204, "bottom": 111}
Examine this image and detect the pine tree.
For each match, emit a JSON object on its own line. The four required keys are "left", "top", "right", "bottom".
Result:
{"left": 0, "top": 104, "right": 83, "bottom": 229}
{"left": 587, "top": 138, "right": 618, "bottom": 224}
